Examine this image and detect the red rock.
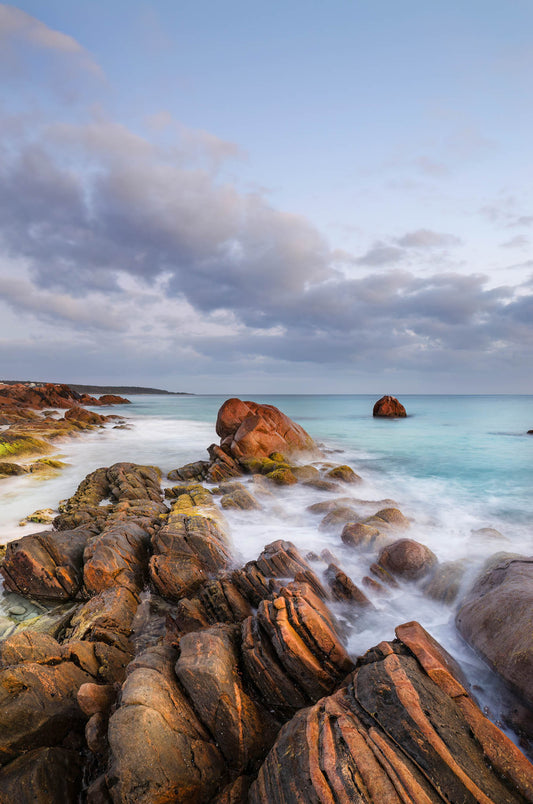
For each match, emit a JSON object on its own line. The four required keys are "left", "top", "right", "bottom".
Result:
{"left": 98, "top": 394, "right": 130, "bottom": 405}
{"left": 64, "top": 406, "right": 108, "bottom": 425}
{"left": 83, "top": 522, "right": 150, "bottom": 596}
{"left": 373, "top": 395, "right": 407, "bottom": 417}
{"left": 378, "top": 538, "right": 438, "bottom": 580}
{"left": 215, "top": 398, "right": 315, "bottom": 460}
{"left": 249, "top": 621, "right": 533, "bottom": 804}
{"left": 0, "top": 382, "right": 94, "bottom": 410}
{"left": 0, "top": 747, "right": 83, "bottom": 803}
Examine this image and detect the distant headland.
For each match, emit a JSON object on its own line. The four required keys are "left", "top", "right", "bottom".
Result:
{"left": 0, "top": 381, "right": 193, "bottom": 396}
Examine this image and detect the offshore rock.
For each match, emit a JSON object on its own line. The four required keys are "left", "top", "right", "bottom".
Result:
{"left": 373, "top": 394, "right": 407, "bottom": 417}
{"left": 107, "top": 644, "right": 225, "bottom": 804}
{"left": 216, "top": 398, "right": 315, "bottom": 461}
{"left": 249, "top": 621, "right": 533, "bottom": 803}
{"left": 456, "top": 554, "right": 533, "bottom": 707}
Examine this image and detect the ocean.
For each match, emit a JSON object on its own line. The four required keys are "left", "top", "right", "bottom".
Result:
{"left": 1, "top": 393, "right": 531, "bottom": 737}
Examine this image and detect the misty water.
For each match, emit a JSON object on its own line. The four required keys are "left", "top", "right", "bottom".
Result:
{"left": 1, "top": 394, "right": 531, "bottom": 743}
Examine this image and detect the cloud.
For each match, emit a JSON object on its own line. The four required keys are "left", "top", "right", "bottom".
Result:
{"left": 395, "top": 229, "right": 462, "bottom": 249}
{"left": 499, "top": 235, "right": 529, "bottom": 249}
{"left": 0, "top": 4, "right": 102, "bottom": 77}
{"left": 355, "top": 244, "right": 406, "bottom": 266}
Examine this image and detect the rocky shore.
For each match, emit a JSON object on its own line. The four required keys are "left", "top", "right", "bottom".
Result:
{"left": 0, "top": 395, "right": 532, "bottom": 802}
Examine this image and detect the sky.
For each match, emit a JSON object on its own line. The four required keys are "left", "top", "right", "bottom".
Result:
{"left": 0, "top": 1, "right": 532, "bottom": 393}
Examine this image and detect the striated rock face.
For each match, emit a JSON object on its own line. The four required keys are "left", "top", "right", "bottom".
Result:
{"left": 373, "top": 394, "right": 407, "bottom": 417}
{"left": 215, "top": 398, "right": 315, "bottom": 461}
{"left": 250, "top": 621, "right": 533, "bottom": 804}
{"left": 456, "top": 554, "right": 533, "bottom": 706}
{"left": 1, "top": 528, "right": 93, "bottom": 600}
{"left": 107, "top": 644, "right": 225, "bottom": 804}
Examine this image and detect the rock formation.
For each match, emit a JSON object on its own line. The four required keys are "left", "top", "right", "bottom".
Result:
{"left": 373, "top": 394, "right": 407, "bottom": 417}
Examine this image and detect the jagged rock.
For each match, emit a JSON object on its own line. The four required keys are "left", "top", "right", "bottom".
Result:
{"left": 325, "top": 564, "right": 373, "bottom": 606}
{"left": 1, "top": 528, "right": 93, "bottom": 600}
{"left": 241, "top": 585, "right": 354, "bottom": 719}
{"left": 0, "top": 747, "right": 83, "bottom": 803}
{"left": 107, "top": 644, "right": 225, "bottom": 803}
{"left": 176, "top": 624, "right": 279, "bottom": 771}
{"left": 456, "top": 554, "right": 533, "bottom": 707}
{"left": 67, "top": 586, "right": 138, "bottom": 652}
{"left": 250, "top": 621, "right": 533, "bottom": 803}
{"left": 373, "top": 394, "right": 407, "bottom": 417}
{"left": 378, "top": 538, "right": 438, "bottom": 581}
{"left": 206, "top": 443, "right": 243, "bottom": 482}
{"left": 150, "top": 509, "right": 231, "bottom": 601}
{"left": 168, "top": 460, "right": 210, "bottom": 481}
{"left": 83, "top": 522, "right": 150, "bottom": 596}
{"left": 216, "top": 398, "right": 315, "bottom": 461}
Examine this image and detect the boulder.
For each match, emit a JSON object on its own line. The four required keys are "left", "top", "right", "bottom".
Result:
{"left": 1, "top": 528, "right": 92, "bottom": 600}
{"left": 373, "top": 395, "right": 407, "bottom": 417}
{"left": 249, "top": 621, "right": 533, "bottom": 803}
{"left": 98, "top": 395, "right": 130, "bottom": 405}
{"left": 0, "top": 747, "right": 83, "bottom": 804}
{"left": 107, "top": 644, "right": 225, "bottom": 803}
{"left": 215, "top": 398, "right": 315, "bottom": 461}
{"left": 378, "top": 538, "right": 438, "bottom": 581}
{"left": 325, "top": 464, "right": 362, "bottom": 483}
{"left": 456, "top": 554, "right": 533, "bottom": 706}
{"left": 83, "top": 522, "right": 150, "bottom": 596}
{"left": 175, "top": 624, "right": 279, "bottom": 771}
{"left": 325, "top": 564, "right": 373, "bottom": 607}
{"left": 64, "top": 407, "right": 108, "bottom": 425}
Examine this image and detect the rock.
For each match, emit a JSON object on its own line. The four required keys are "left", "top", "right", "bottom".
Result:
{"left": 18, "top": 508, "right": 55, "bottom": 527}
{"left": 373, "top": 395, "right": 407, "bottom": 417}
{"left": 67, "top": 586, "right": 138, "bottom": 651}
{"left": 220, "top": 484, "right": 261, "bottom": 510}
{"left": 249, "top": 621, "right": 533, "bottom": 804}
{"left": 0, "top": 433, "right": 52, "bottom": 460}
{"left": 0, "top": 462, "right": 27, "bottom": 477}
{"left": 241, "top": 585, "right": 354, "bottom": 718}
{"left": 83, "top": 522, "right": 150, "bottom": 596}
{"left": 215, "top": 398, "right": 315, "bottom": 461}
{"left": 0, "top": 382, "right": 93, "bottom": 410}
{"left": 527, "top": 430, "right": 533, "bottom": 435}
{"left": 77, "top": 683, "right": 116, "bottom": 718}
{"left": 471, "top": 526, "right": 506, "bottom": 540}
{"left": 341, "top": 521, "right": 383, "bottom": 549}
{"left": 377, "top": 538, "right": 438, "bottom": 581}
{"left": 423, "top": 560, "right": 466, "bottom": 603}
{"left": 168, "top": 460, "right": 210, "bottom": 482}
{"left": 0, "top": 633, "right": 94, "bottom": 764}
{"left": 325, "top": 564, "right": 373, "bottom": 606}
{"left": 318, "top": 505, "right": 359, "bottom": 531}
{"left": 456, "top": 554, "right": 533, "bottom": 707}
{"left": 370, "top": 507, "right": 410, "bottom": 528}
{"left": 266, "top": 467, "right": 298, "bottom": 486}
{"left": 325, "top": 464, "right": 362, "bottom": 483}
{"left": 98, "top": 395, "right": 130, "bottom": 405}
{"left": 1, "top": 528, "right": 92, "bottom": 600}
{"left": 107, "top": 644, "right": 225, "bottom": 804}
{"left": 291, "top": 464, "right": 319, "bottom": 482}
{"left": 0, "top": 747, "right": 83, "bottom": 803}
{"left": 175, "top": 624, "right": 279, "bottom": 771}
{"left": 302, "top": 479, "right": 339, "bottom": 492}
{"left": 64, "top": 406, "right": 108, "bottom": 425}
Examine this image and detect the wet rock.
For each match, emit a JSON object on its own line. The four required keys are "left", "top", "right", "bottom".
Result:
{"left": 168, "top": 460, "right": 210, "bottom": 481}
{"left": 216, "top": 398, "right": 315, "bottom": 461}
{"left": 369, "top": 506, "right": 410, "bottom": 528}
{"left": 291, "top": 464, "right": 320, "bottom": 482}
{"left": 0, "top": 432, "right": 53, "bottom": 460}
{"left": 98, "top": 395, "right": 130, "bottom": 405}
{"left": 266, "top": 467, "right": 298, "bottom": 486}
{"left": 306, "top": 497, "right": 352, "bottom": 514}
{"left": 341, "top": 521, "right": 382, "bottom": 548}
{"left": 0, "top": 462, "right": 27, "bottom": 477}
{"left": 176, "top": 624, "right": 279, "bottom": 771}
{"left": 250, "top": 621, "right": 533, "bottom": 804}
{"left": 67, "top": 586, "right": 138, "bottom": 651}
{"left": 325, "top": 564, "right": 373, "bottom": 606}
{"left": 1, "top": 527, "right": 92, "bottom": 600}
{"left": 219, "top": 484, "right": 261, "bottom": 510}
{"left": 373, "top": 394, "right": 407, "bottom": 417}
{"left": 423, "top": 559, "right": 466, "bottom": 603}
{"left": 325, "top": 464, "right": 362, "bottom": 483}
{"left": 377, "top": 538, "right": 438, "bottom": 581}
{"left": 18, "top": 508, "right": 55, "bottom": 527}
{"left": 0, "top": 746, "right": 83, "bottom": 804}
{"left": 318, "top": 505, "right": 358, "bottom": 531}
{"left": 64, "top": 406, "right": 108, "bottom": 425}
{"left": 78, "top": 683, "right": 116, "bottom": 718}
{"left": 302, "top": 478, "right": 339, "bottom": 492}
{"left": 107, "top": 644, "right": 225, "bottom": 804}
{"left": 471, "top": 526, "right": 506, "bottom": 540}
{"left": 456, "top": 554, "right": 533, "bottom": 707}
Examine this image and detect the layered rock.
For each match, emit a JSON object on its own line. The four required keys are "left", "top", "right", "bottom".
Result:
{"left": 250, "top": 621, "right": 533, "bottom": 803}
{"left": 373, "top": 394, "right": 407, "bottom": 417}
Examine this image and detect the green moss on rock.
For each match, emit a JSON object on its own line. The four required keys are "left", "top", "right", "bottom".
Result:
{"left": 0, "top": 433, "right": 52, "bottom": 460}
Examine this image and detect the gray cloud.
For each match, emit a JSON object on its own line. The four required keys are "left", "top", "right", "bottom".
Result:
{"left": 395, "top": 229, "right": 462, "bottom": 249}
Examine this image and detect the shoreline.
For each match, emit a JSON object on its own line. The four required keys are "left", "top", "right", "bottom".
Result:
{"left": 0, "top": 396, "right": 531, "bottom": 800}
